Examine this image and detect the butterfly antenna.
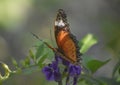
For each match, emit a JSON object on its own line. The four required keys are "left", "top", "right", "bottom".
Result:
{"left": 31, "top": 32, "right": 40, "bottom": 41}
{"left": 31, "top": 32, "right": 55, "bottom": 50}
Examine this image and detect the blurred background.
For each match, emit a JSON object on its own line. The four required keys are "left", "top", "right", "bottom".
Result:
{"left": 0, "top": 0, "right": 120, "bottom": 85}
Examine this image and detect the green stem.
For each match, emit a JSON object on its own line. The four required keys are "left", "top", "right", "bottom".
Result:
{"left": 58, "top": 80, "right": 62, "bottom": 85}
{"left": 66, "top": 75, "right": 70, "bottom": 85}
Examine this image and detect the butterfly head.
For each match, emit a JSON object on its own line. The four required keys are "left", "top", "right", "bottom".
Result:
{"left": 55, "top": 9, "right": 69, "bottom": 28}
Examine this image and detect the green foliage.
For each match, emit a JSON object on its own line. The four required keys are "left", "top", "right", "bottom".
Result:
{"left": 119, "top": 68, "right": 120, "bottom": 75}
{"left": 82, "top": 56, "right": 110, "bottom": 74}
{"left": 35, "top": 42, "right": 45, "bottom": 59}
{"left": 37, "top": 53, "right": 49, "bottom": 67}
{"left": 86, "top": 59, "right": 110, "bottom": 74}
{"left": 80, "top": 75, "right": 107, "bottom": 85}
{"left": 21, "top": 66, "right": 40, "bottom": 75}
{"left": 0, "top": 62, "right": 11, "bottom": 82}
{"left": 79, "top": 34, "right": 97, "bottom": 54}
{"left": 29, "top": 50, "right": 36, "bottom": 61}
{"left": 34, "top": 40, "right": 54, "bottom": 66}
{"left": 116, "top": 76, "right": 120, "bottom": 82}
{"left": 0, "top": 34, "right": 115, "bottom": 85}
{"left": 12, "top": 58, "right": 18, "bottom": 68}
{"left": 0, "top": 0, "right": 32, "bottom": 30}
{"left": 20, "top": 56, "right": 30, "bottom": 68}
{"left": 112, "top": 59, "right": 120, "bottom": 77}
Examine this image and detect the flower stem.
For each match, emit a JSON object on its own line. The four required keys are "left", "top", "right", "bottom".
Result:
{"left": 66, "top": 74, "right": 70, "bottom": 85}
{"left": 58, "top": 80, "right": 63, "bottom": 85}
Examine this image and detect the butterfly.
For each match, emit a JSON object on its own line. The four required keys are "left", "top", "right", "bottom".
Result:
{"left": 54, "top": 9, "right": 82, "bottom": 64}
{"left": 32, "top": 9, "right": 82, "bottom": 64}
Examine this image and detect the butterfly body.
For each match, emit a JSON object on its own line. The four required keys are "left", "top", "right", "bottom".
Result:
{"left": 54, "top": 9, "right": 82, "bottom": 64}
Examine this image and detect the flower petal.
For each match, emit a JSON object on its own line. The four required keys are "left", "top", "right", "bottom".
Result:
{"left": 46, "top": 71, "right": 54, "bottom": 80}
{"left": 42, "top": 66, "right": 54, "bottom": 81}
{"left": 55, "top": 54, "right": 62, "bottom": 62}
{"left": 62, "top": 59, "right": 70, "bottom": 66}
{"left": 42, "top": 66, "right": 51, "bottom": 73}
{"left": 54, "top": 71, "right": 61, "bottom": 82}
{"left": 74, "top": 66, "right": 81, "bottom": 75}
{"left": 69, "top": 64, "right": 82, "bottom": 76}
{"left": 51, "top": 61, "right": 58, "bottom": 70}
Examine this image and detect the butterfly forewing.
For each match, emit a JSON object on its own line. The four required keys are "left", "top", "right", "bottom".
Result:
{"left": 54, "top": 9, "right": 81, "bottom": 64}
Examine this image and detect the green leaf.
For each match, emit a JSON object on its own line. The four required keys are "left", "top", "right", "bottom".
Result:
{"left": 43, "top": 59, "right": 52, "bottom": 65}
{"left": 11, "top": 58, "right": 18, "bottom": 68}
{"left": 79, "top": 34, "right": 97, "bottom": 54}
{"left": 82, "top": 56, "right": 93, "bottom": 66}
{"left": 80, "top": 74, "right": 107, "bottom": 85}
{"left": 22, "top": 66, "right": 39, "bottom": 75}
{"left": 78, "top": 80, "right": 88, "bottom": 85}
{"left": 35, "top": 42, "right": 45, "bottom": 59}
{"left": 112, "top": 59, "right": 120, "bottom": 77}
{"left": 86, "top": 59, "right": 110, "bottom": 74}
{"left": 37, "top": 53, "right": 48, "bottom": 66}
{"left": 116, "top": 76, "right": 120, "bottom": 82}
{"left": 20, "top": 57, "right": 30, "bottom": 68}
{"left": 20, "top": 60, "right": 26, "bottom": 67}
{"left": 44, "top": 47, "right": 54, "bottom": 60}
{"left": 29, "top": 50, "right": 35, "bottom": 60}
{"left": 24, "top": 57, "right": 30, "bottom": 66}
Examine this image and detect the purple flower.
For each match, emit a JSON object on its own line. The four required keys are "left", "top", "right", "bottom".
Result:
{"left": 67, "top": 64, "right": 81, "bottom": 85}
{"left": 55, "top": 55, "right": 62, "bottom": 62}
{"left": 42, "top": 61, "right": 61, "bottom": 82}
{"left": 55, "top": 54, "right": 70, "bottom": 66}
{"left": 69, "top": 64, "right": 82, "bottom": 77}
{"left": 62, "top": 59, "right": 70, "bottom": 66}
{"left": 42, "top": 54, "right": 82, "bottom": 85}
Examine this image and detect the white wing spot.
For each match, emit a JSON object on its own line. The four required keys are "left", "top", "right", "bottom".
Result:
{"left": 55, "top": 20, "right": 65, "bottom": 27}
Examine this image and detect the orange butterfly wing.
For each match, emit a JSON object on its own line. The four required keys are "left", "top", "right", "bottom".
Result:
{"left": 54, "top": 9, "right": 81, "bottom": 64}
{"left": 56, "top": 30, "right": 77, "bottom": 63}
